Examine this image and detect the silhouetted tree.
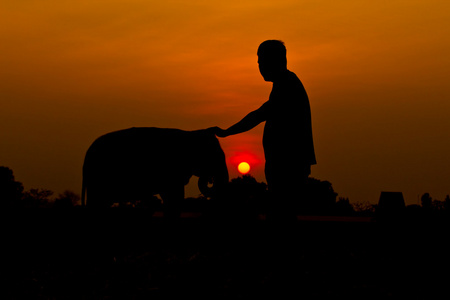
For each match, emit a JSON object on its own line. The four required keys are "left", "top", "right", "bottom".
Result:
{"left": 53, "top": 190, "right": 80, "bottom": 208}
{"left": 0, "top": 166, "right": 24, "bottom": 207}
{"left": 421, "top": 193, "right": 432, "bottom": 211}
{"left": 445, "top": 195, "right": 450, "bottom": 211}
{"left": 432, "top": 199, "right": 446, "bottom": 211}
{"left": 22, "top": 188, "right": 54, "bottom": 208}
{"left": 335, "top": 197, "right": 354, "bottom": 215}
{"left": 227, "top": 175, "right": 268, "bottom": 215}
{"left": 352, "top": 201, "right": 376, "bottom": 216}
{"left": 229, "top": 175, "right": 267, "bottom": 198}
{"left": 302, "top": 177, "right": 338, "bottom": 215}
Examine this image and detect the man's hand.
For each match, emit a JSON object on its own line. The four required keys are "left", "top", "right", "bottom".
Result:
{"left": 207, "top": 126, "right": 228, "bottom": 138}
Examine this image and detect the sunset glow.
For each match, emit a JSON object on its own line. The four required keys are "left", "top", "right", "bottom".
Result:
{"left": 1, "top": 0, "right": 449, "bottom": 204}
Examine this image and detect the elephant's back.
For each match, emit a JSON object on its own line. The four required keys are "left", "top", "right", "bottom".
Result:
{"left": 84, "top": 127, "right": 192, "bottom": 173}
{"left": 88, "top": 127, "right": 188, "bottom": 152}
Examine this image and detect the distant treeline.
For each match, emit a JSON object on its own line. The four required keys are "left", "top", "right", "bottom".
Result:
{"left": 1, "top": 166, "right": 80, "bottom": 208}
{"left": 1, "top": 166, "right": 449, "bottom": 218}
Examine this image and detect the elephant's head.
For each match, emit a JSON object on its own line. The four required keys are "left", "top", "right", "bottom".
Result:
{"left": 191, "top": 130, "right": 229, "bottom": 198}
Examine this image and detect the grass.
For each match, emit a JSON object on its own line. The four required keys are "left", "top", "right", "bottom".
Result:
{"left": 5, "top": 210, "right": 449, "bottom": 299}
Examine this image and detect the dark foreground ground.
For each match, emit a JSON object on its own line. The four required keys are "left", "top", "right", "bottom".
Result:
{"left": 4, "top": 210, "right": 449, "bottom": 299}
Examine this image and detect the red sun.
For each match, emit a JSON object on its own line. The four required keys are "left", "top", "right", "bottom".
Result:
{"left": 237, "top": 162, "right": 251, "bottom": 174}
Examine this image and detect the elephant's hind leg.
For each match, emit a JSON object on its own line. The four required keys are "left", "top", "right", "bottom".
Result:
{"left": 160, "top": 186, "right": 184, "bottom": 220}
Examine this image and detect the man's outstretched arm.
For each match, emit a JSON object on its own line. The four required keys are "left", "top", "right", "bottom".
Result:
{"left": 211, "top": 102, "right": 268, "bottom": 137}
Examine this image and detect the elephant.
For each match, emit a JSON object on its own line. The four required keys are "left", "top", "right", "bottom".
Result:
{"left": 81, "top": 127, "right": 229, "bottom": 216}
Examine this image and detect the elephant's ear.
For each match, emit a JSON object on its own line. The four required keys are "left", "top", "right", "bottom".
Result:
{"left": 193, "top": 128, "right": 228, "bottom": 198}
{"left": 191, "top": 129, "right": 221, "bottom": 158}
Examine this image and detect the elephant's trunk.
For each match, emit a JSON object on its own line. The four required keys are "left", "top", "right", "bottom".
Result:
{"left": 198, "top": 166, "right": 229, "bottom": 198}
{"left": 198, "top": 176, "right": 213, "bottom": 198}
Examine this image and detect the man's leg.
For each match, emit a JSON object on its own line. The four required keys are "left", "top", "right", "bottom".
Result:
{"left": 265, "top": 164, "right": 310, "bottom": 223}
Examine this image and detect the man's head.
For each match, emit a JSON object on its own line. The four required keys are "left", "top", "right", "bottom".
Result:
{"left": 257, "top": 40, "right": 287, "bottom": 82}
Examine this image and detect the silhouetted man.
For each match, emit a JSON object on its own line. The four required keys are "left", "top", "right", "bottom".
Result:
{"left": 212, "top": 40, "right": 316, "bottom": 221}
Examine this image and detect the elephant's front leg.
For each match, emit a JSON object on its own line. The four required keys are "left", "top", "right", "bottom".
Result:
{"left": 160, "top": 185, "right": 184, "bottom": 220}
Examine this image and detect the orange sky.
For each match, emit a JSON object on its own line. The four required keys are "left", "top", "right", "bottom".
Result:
{"left": 1, "top": 0, "right": 449, "bottom": 204}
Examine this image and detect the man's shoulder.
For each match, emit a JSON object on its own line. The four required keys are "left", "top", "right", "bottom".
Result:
{"left": 278, "top": 70, "right": 305, "bottom": 93}
{"left": 286, "top": 70, "right": 301, "bottom": 83}
{"left": 275, "top": 70, "right": 300, "bottom": 86}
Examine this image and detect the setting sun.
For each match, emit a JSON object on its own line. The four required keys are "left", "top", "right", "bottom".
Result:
{"left": 238, "top": 162, "right": 251, "bottom": 174}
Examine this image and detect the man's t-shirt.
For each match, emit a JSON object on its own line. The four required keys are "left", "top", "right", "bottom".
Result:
{"left": 259, "top": 70, "right": 316, "bottom": 168}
